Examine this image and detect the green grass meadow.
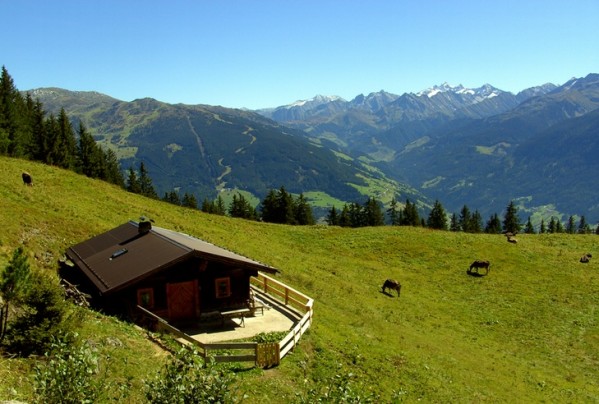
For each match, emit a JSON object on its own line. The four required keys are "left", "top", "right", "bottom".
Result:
{"left": 0, "top": 156, "right": 598, "bottom": 402}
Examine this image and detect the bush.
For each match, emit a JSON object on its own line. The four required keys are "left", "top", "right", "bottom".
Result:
{"left": 34, "top": 334, "right": 100, "bottom": 403}
{"left": 3, "top": 270, "right": 70, "bottom": 356}
{"left": 296, "top": 370, "right": 381, "bottom": 403}
{"left": 253, "top": 331, "right": 288, "bottom": 343}
{"left": 144, "top": 346, "right": 235, "bottom": 403}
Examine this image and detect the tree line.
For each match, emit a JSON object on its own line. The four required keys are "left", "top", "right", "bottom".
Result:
{"left": 0, "top": 66, "right": 124, "bottom": 186}
{"left": 328, "top": 197, "right": 598, "bottom": 234}
{"left": 160, "top": 185, "right": 316, "bottom": 225}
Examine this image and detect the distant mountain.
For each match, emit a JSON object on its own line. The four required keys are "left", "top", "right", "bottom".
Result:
{"left": 29, "top": 88, "right": 424, "bottom": 214}
{"left": 255, "top": 74, "right": 599, "bottom": 220}
{"left": 387, "top": 73, "right": 599, "bottom": 219}
{"left": 257, "top": 82, "right": 555, "bottom": 158}
{"left": 28, "top": 74, "right": 599, "bottom": 222}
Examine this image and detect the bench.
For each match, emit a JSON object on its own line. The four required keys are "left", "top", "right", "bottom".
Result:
{"left": 248, "top": 299, "right": 265, "bottom": 316}
{"left": 220, "top": 308, "right": 251, "bottom": 327}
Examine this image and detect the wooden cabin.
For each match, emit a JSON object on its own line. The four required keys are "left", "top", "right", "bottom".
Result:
{"left": 61, "top": 221, "right": 278, "bottom": 325}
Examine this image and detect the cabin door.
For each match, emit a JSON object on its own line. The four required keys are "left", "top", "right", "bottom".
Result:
{"left": 166, "top": 280, "right": 198, "bottom": 321}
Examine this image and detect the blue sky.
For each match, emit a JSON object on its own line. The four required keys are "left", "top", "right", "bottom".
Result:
{"left": 3, "top": 0, "right": 598, "bottom": 109}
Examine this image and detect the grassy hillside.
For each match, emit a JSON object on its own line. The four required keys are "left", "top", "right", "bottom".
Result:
{"left": 1, "top": 156, "right": 598, "bottom": 402}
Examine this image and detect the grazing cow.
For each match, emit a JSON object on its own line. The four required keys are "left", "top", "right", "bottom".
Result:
{"left": 580, "top": 253, "right": 592, "bottom": 263}
{"left": 469, "top": 260, "right": 490, "bottom": 274}
{"left": 507, "top": 237, "right": 518, "bottom": 244}
{"left": 382, "top": 279, "right": 401, "bottom": 297}
{"left": 22, "top": 172, "right": 33, "bottom": 186}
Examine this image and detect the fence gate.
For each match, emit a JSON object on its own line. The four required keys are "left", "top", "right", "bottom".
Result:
{"left": 256, "top": 343, "right": 280, "bottom": 368}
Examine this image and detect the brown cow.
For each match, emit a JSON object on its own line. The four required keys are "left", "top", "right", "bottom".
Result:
{"left": 469, "top": 260, "right": 490, "bottom": 274}
{"left": 382, "top": 279, "right": 401, "bottom": 297}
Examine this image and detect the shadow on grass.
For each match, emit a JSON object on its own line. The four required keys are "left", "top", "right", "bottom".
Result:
{"left": 466, "top": 270, "right": 488, "bottom": 278}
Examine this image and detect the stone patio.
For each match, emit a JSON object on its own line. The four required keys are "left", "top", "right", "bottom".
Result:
{"left": 182, "top": 289, "right": 302, "bottom": 343}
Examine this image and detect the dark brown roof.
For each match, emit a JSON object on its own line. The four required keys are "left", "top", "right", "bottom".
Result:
{"left": 66, "top": 221, "right": 278, "bottom": 295}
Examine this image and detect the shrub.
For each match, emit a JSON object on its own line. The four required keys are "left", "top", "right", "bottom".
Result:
{"left": 33, "top": 333, "right": 131, "bottom": 403}
{"left": 33, "top": 334, "right": 100, "bottom": 403}
{"left": 144, "top": 346, "right": 235, "bottom": 403}
{"left": 3, "top": 270, "right": 70, "bottom": 356}
{"left": 0, "top": 246, "right": 31, "bottom": 341}
{"left": 253, "top": 331, "right": 287, "bottom": 344}
{"left": 296, "top": 370, "right": 381, "bottom": 403}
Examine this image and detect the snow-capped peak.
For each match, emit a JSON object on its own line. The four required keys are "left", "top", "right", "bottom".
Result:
{"left": 416, "top": 82, "right": 503, "bottom": 101}
{"left": 285, "top": 94, "right": 345, "bottom": 109}
{"left": 417, "top": 82, "right": 465, "bottom": 98}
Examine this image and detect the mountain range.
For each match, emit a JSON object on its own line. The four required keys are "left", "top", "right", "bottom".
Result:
{"left": 256, "top": 74, "right": 599, "bottom": 222}
{"left": 28, "top": 73, "right": 599, "bottom": 223}
{"left": 28, "top": 88, "right": 423, "bottom": 218}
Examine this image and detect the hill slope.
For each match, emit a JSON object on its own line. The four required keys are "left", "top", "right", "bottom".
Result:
{"left": 1, "top": 157, "right": 598, "bottom": 402}
{"left": 27, "top": 88, "right": 424, "bottom": 209}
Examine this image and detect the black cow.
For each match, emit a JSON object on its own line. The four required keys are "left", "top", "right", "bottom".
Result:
{"left": 469, "top": 260, "right": 490, "bottom": 274}
{"left": 382, "top": 279, "right": 401, "bottom": 297}
{"left": 22, "top": 172, "right": 33, "bottom": 186}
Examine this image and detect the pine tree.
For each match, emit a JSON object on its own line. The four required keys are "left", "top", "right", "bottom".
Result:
{"left": 276, "top": 186, "right": 296, "bottom": 224}
{"left": 326, "top": 206, "right": 339, "bottom": 226}
{"left": 578, "top": 216, "right": 590, "bottom": 234}
{"left": 348, "top": 202, "right": 364, "bottom": 227}
{"left": 0, "top": 66, "right": 16, "bottom": 155}
{"left": 387, "top": 197, "right": 400, "bottom": 225}
{"left": 548, "top": 217, "right": 557, "bottom": 234}
{"left": 427, "top": 200, "right": 447, "bottom": 230}
{"left": 200, "top": 197, "right": 214, "bottom": 212}
{"left": 566, "top": 216, "right": 576, "bottom": 234}
{"left": 164, "top": 191, "right": 181, "bottom": 205}
{"left": 524, "top": 217, "right": 536, "bottom": 234}
{"left": 485, "top": 213, "right": 502, "bottom": 234}
{"left": 126, "top": 167, "right": 141, "bottom": 194}
{"left": 182, "top": 192, "right": 197, "bottom": 209}
{"left": 502, "top": 201, "right": 521, "bottom": 234}
{"left": 228, "top": 193, "right": 257, "bottom": 220}
{"left": 338, "top": 205, "right": 351, "bottom": 227}
{"left": 540, "top": 219, "right": 546, "bottom": 234}
{"left": 138, "top": 162, "right": 158, "bottom": 199}
{"left": 0, "top": 66, "right": 28, "bottom": 157}
{"left": 77, "top": 121, "right": 101, "bottom": 177}
{"left": 0, "top": 247, "right": 31, "bottom": 341}
{"left": 458, "top": 205, "right": 471, "bottom": 232}
{"left": 401, "top": 199, "right": 420, "bottom": 226}
{"left": 363, "top": 197, "right": 384, "bottom": 226}
{"left": 104, "top": 149, "right": 124, "bottom": 186}
{"left": 51, "top": 109, "right": 77, "bottom": 169}
{"left": 294, "top": 193, "right": 315, "bottom": 225}
{"left": 260, "top": 189, "right": 278, "bottom": 223}
{"left": 471, "top": 210, "right": 483, "bottom": 233}
{"left": 449, "top": 213, "right": 460, "bottom": 232}
{"left": 214, "top": 195, "right": 226, "bottom": 215}
{"left": 28, "top": 98, "right": 47, "bottom": 161}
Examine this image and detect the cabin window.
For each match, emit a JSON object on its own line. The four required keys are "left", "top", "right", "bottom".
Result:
{"left": 109, "top": 248, "right": 128, "bottom": 260}
{"left": 137, "top": 288, "right": 154, "bottom": 309}
{"left": 215, "top": 277, "right": 231, "bottom": 298}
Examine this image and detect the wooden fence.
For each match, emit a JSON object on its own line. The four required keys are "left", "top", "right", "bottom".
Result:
{"left": 250, "top": 273, "right": 314, "bottom": 361}
{"left": 137, "top": 272, "right": 313, "bottom": 367}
